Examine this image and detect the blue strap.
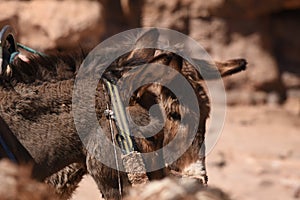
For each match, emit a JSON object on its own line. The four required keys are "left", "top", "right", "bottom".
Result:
{"left": 17, "top": 43, "right": 45, "bottom": 56}
{"left": 0, "top": 134, "right": 17, "bottom": 162}
{"left": 7, "top": 44, "right": 45, "bottom": 65}
{"left": 9, "top": 52, "right": 19, "bottom": 63}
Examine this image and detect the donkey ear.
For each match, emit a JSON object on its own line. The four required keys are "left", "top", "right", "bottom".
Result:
{"left": 215, "top": 59, "right": 247, "bottom": 77}
{"left": 189, "top": 58, "right": 247, "bottom": 80}
{"left": 135, "top": 28, "right": 159, "bottom": 48}
{"left": 127, "top": 28, "right": 159, "bottom": 62}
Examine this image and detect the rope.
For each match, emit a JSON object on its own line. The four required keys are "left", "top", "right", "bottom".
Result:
{"left": 102, "top": 83, "right": 123, "bottom": 199}
{"left": 0, "top": 134, "right": 17, "bottom": 163}
{"left": 9, "top": 52, "right": 19, "bottom": 63}
{"left": 105, "top": 80, "right": 135, "bottom": 154}
{"left": 7, "top": 43, "right": 46, "bottom": 66}
{"left": 17, "top": 43, "right": 45, "bottom": 56}
{"left": 103, "top": 79, "right": 149, "bottom": 188}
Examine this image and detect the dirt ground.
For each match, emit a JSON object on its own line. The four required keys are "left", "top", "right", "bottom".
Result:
{"left": 71, "top": 97, "right": 300, "bottom": 200}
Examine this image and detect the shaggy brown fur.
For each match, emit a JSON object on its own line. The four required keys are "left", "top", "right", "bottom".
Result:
{"left": 45, "top": 163, "right": 87, "bottom": 200}
{"left": 0, "top": 30, "right": 246, "bottom": 199}
{"left": 0, "top": 116, "right": 33, "bottom": 164}
{"left": 0, "top": 116, "right": 85, "bottom": 199}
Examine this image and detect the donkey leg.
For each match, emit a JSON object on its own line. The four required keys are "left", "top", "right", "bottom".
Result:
{"left": 86, "top": 154, "right": 130, "bottom": 200}
{"left": 170, "top": 149, "right": 208, "bottom": 185}
{"left": 166, "top": 119, "right": 208, "bottom": 185}
{"left": 182, "top": 156, "right": 208, "bottom": 185}
{"left": 179, "top": 131, "right": 208, "bottom": 185}
{"left": 45, "top": 163, "right": 87, "bottom": 200}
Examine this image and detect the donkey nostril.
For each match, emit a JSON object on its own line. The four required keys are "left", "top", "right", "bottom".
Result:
{"left": 238, "top": 58, "right": 247, "bottom": 65}
{"left": 238, "top": 59, "right": 247, "bottom": 70}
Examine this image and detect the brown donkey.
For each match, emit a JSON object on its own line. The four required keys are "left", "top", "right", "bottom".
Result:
{"left": 0, "top": 29, "right": 246, "bottom": 199}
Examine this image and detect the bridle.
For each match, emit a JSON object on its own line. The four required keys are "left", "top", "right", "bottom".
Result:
{"left": 103, "top": 79, "right": 149, "bottom": 186}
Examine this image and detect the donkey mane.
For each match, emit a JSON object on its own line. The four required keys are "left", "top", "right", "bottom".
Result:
{"left": 1, "top": 51, "right": 86, "bottom": 87}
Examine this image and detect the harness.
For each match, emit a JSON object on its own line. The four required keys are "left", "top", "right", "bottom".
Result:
{"left": 103, "top": 79, "right": 148, "bottom": 187}
{"left": 0, "top": 134, "right": 17, "bottom": 162}
{"left": 0, "top": 25, "right": 148, "bottom": 191}
{"left": 0, "top": 25, "right": 18, "bottom": 162}
{"left": 105, "top": 80, "right": 135, "bottom": 154}
{"left": 0, "top": 25, "right": 45, "bottom": 74}
{"left": 0, "top": 30, "right": 37, "bottom": 160}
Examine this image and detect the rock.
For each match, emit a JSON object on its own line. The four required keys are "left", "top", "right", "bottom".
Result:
{"left": 211, "top": 152, "right": 227, "bottom": 168}
{"left": 125, "top": 178, "right": 231, "bottom": 200}
{"left": 142, "top": 0, "right": 190, "bottom": 34}
{"left": 259, "top": 179, "right": 274, "bottom": 187}
{"left": 272, "top": 10, "right": 300, "bottom": 78}
{"left": 226, "top": 91, "right": 251, "bottom": 106}
{"left": 189, "top": 17, "right": 229, "bottom": 53}
{"left": 227, "top": 34, "right": 279, "bottom": 89}
{"left": 0, "top": 0, "right": 103, "bottom": 51}
{"left": 1, "top": 0, "right": 299, "bottom": 104}
{"left": 195, "top": 0, "right": 300, "bottom": 18}
{"left": 267, "top": 92, "right": 282, "bottom": 105}
{"left": 282, "top": 72, "right": 300, "bottom": 90}
{"left": 294, "top": 186, "right": 300, "bottom": 198}
{"left": 189, "top": 0, "right": 224, "bottom": 18}
{"left": 0, "top": 2, "right": 19, "bottom": 27}
{"left": 143, "top": 0, "right": 300, "bottom": 104}
{"left": 183, "top": 0, "right": 300, "bottom": 19}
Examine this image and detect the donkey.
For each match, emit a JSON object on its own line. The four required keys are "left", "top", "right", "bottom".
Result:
{"left": 0, "top": 29, "right": 246, "bottom": 199}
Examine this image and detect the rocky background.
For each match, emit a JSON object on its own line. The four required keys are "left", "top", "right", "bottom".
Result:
{"left": 1, "top": 1, "right": 300, "bottom": 200}
{"left": 1, "top": 0, "right": 299, "bottom": 105}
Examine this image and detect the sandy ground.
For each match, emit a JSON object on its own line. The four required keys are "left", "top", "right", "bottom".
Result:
{"left": 71, "top": 97, "right": 300, "bottom": 200}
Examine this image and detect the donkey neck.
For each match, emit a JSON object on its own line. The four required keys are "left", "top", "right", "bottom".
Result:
{"left": 2, "top": 52, "right": 86, "bottom": 86}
